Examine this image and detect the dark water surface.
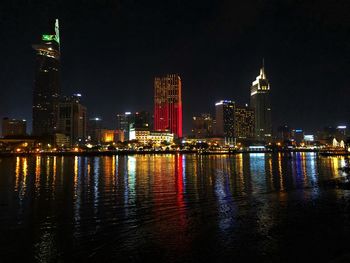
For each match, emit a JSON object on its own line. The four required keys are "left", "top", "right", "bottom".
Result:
{"left": 1, "top": 153, "right": 350, "bottom": 262}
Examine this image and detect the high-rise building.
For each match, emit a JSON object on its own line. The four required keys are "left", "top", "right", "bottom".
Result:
{"left": 250, "top": 63, "right": 272, "bottom": 140}
{"left": 277, "top": 125, "right": 292, "bottom": 142}
{"left": 215, "top": 100, "right": 235, "bottom": 142}
{"left": 87, "top": 117, "right": 103, "bottom": 144}
{"left": 32, "top": 19, "right": 61, "bottom": 137}
{"left": 134, "top": 111, "right": 150, "bottom": 129}
{"left": 56, "top": 94, "right": 87, "bottom": 145}
{"left": 2, "top": 118, "right": 27, "bottom": 137}
{"left": 154, "top": 74, "right": 182, "bottom": 137}
{"left": 234, "top": 105, "right": 255, "bottom": 139}
{"left": 116, "top": 112, "right": 133, "bottom": 140}
{"left": 192, "top": 113, "right": 213, "bottom": 138}
{"left": 291, "top": 129, "right": 304, "bottom": 145}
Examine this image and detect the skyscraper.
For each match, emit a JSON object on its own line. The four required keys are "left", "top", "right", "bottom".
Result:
{"left": 234, "top": 105, "right": 255, "bottom": 139}
{"left": 192, "top": 113, "right": 213, "bottom": 138}
{"left": 215, "top": 100, "right": 235, "bottom": 142}
{"left": 154, "top": 74, "right": 183, "bottom": 138}
{"left": 32, "top": 19, "right": 61, "bottom": 137}
{"left": 56, "top": 94, "right": 87, "bottom": 145}
{"left": 87, "top": 117, "right": 103, "bottom": 144}
{"left": 116, "top": 112, "right": 133, "bottom": 140}
{"left": 250, "top": 62, "right": 272, "bottom": 140}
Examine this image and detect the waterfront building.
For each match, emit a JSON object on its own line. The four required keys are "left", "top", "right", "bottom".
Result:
{"left": 277, "top": 125, "right": 292, "bottom": 142}
{"left": 116, "top": 112, "right": 133, "bottom": 140}
{"left": 2, "top": 118, "right": 27, "bottom": 137}
{"left": 336, "top": 125, "right": 347, "bottom": 135}
{"left": 114, "top": 129, "right": 125, "bottom": 142}
{"left": 87, "top": 117, "right": 103, "bottom": 144}
{"left": 0, "top": 138, "right": 38, "bottom": 152}
{"left": 291, "top": 129, "right": 304, "bottom": 145}
{"left": 134, "top": 111, "right": 150, "bottom": 129}
{"left": 154, "top": 74, "right": 182, "bottom": 137}
{"left": 322, "top": 126, "right": 338, "bottom": 141}
{"left": 32, "top": 19, "right": 61, "bottom": 137}
{"left": 100, "top": 129, "right": 115, "bottom": 144}
{"left": 215, "top": 101, "right": 255, "bottom": 144}
{"left": 215, "top": 100, "right": 235, "bottom": 144}
{"left": 192, "top": 113, "right": 213, "bottom": 138}
{"left": 234, "top": 105, "right": 255, "bottom": 139}
{"left": 250, "top": 62, "right": 272, "bottom": 140}
{"left": 54, "top": 133, "right": 70, "bottom": 147}
{"left": 129, "top": 128, "right": 174, "bottom": 145}
{"left": 56, "top": 94, "right": 87, "bottom": 145}
{"left": 182, "top": 137, "right": 226, "bottom": 147}
{"left": 304, "top": 134, "right": 315, "bottom": 145}
{"left": 317, "top": 126, "right": 348, "bottom": 145}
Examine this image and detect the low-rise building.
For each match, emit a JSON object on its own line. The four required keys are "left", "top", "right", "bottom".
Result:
{"left": 54, "top": 133, "right": 70, "bottom": 147}
{"left": 2, "top": 118, "right": 27, "bottom": 137}
{"left": 129, "top": 128, "right": 174, "bottom": 145}
{"left": 100, "top": 129, "right": 115, "bottom": 144}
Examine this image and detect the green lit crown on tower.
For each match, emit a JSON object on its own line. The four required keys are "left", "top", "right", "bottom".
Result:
{"left": 41, "top": 19, "right": 60, "bottom": 45}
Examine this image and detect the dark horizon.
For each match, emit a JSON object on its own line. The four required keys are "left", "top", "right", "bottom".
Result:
{"left": 1, "top": 0, "right": 350, "bottom": 135}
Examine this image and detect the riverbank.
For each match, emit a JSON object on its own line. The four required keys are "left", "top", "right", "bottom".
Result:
{"left": 0, "top": 148, "right": 347, "bottom": 157}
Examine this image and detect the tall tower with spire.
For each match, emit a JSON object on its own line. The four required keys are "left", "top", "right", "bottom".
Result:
{"left": 250, "top": 60, "right": 272, "bottom": 140}
{"left": 32, "top": 19, "right": 61, "bottom": 137}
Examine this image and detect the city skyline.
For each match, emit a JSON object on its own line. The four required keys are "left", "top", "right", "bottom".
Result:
{"left": 2, "top": 3, "right": 350, "bottom": 262}
{"left": 1, "top": 1, "right": 350, "bottom": 135}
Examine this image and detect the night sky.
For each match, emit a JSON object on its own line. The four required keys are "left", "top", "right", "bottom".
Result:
{"left": 1, "top": 0, "right": 350, "bottom": 135}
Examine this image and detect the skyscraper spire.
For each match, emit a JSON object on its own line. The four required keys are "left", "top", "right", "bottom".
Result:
{"left": 54, "top": 19, "right": 60, "bottom": 50}
{"left": 260, "top": 58, "right": 266, "bottom": 79}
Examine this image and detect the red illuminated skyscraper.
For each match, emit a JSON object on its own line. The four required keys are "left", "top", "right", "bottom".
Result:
{"left": 154, "top": 74, "right": 183, "bottom": 138}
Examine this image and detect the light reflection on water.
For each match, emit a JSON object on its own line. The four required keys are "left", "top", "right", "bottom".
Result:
{"left": 1, "top": 153, "right": 350, "bottom": 262}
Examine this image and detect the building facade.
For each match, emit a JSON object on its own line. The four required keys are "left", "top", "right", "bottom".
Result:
{"left": 114, "top": 129, "right": 125, "bottom": 142}
{"left": 192, "top": 113, "right": 213, "bottom": 138}
{"left": 250, "top": 64, "right": 272, "bottom": 140}
{"left": 134, "top": 111, "right": 150, "bottom": 129}
{"left": 215, "top": 100, "right": 235, "bottom": 142}
{"left": 234, "top": 105, "right": 255, "bottom": 139}
{"left": 116, "top": 112, "right": 133, "bottom": 141}
{"left": 87, "top": 117, "right": 103, "bottom": 144}
{"left": 2, "top": 118, "right": 27, "bottom": 137}
{"left": 277, "top": 125, "right": 292, "bottom": 142}
{"left": 129, "top": 128, "right": 174, "bottom": 145}
{"left": 100, "top": 129, "right": 115, "bottom": 144}
{"left": 56, "top": 94, "right": 87, "bottom": 145}
{"left": 292, "top": 129, "right": 304, "bottom": 145}
{"left": 32, "top": 19, "right": 61, "bottom": 137}
{"left": 154, "top": 74, "right": 182, "bottom": 138}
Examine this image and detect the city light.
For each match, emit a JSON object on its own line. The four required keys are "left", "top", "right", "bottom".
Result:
{"left": 337, "top": 126, "right": 347, "bottom": 129}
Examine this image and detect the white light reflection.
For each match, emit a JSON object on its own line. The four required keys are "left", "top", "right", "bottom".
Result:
{"left": 249, "top": 153, "right": 267, "bottom": 195}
